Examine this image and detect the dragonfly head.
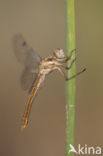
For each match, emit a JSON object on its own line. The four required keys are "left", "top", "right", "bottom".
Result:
{"left": 53, "top": 48, "right": 65, "bottom": 59}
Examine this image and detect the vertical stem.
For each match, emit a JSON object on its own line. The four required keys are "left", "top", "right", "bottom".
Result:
{"left": 65, "top": 0, "right": 76, "bottom": 156}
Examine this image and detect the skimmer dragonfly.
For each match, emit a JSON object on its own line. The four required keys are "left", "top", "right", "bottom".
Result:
{"left": 13, "top": 34, "right": 86, "bottom": 130}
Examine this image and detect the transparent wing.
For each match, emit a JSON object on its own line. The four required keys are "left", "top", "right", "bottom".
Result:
{"left": 13, "top": 34, "right": 42, "bottom": 92}
{"left": 20, "top": 66, "right": 39, "bottom": 93}
{"left": 13, "top": 34, "right": 42, "bottom": 68}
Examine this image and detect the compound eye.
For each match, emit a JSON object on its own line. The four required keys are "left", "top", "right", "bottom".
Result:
{"left": 54, "top": 49, "right": 65, "bottom": 59}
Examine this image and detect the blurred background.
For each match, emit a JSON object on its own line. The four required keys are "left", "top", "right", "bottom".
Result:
{"left": 0, "top": 0, "right": 103, "bottom": 156}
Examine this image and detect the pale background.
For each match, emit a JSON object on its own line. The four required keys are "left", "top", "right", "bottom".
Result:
{"left": 0, "top": 0, "right": 103, "bottom": 156}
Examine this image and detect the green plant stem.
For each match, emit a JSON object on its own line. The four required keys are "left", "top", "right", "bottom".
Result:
{"left": 65, "top": 0, "right": 76, "bottom": 156}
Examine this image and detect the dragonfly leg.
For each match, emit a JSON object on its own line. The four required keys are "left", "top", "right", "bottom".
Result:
{"left": 60, "top": 56, "right": 76, "bottom": 70}
{"left": 57, "top": 66, "right": 86, "bottom": 81}
{"left": 65, "top": 68, "right": 86, "bottom": 81}
{"left": 65, "top": 56, "right": 76, "bottom": 69}
{"left": 56, "top": 67, "right": 69, "bottom": 80}
{"left": 65, "top": 49, "right": 76, "bottom": 62}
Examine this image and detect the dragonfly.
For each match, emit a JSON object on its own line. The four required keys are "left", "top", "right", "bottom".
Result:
{"left": 13, "top": 34, "right": 86, "bottom": 131}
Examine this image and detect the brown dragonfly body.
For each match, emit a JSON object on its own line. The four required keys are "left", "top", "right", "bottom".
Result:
{"left": 13, "top": 34, "right": 86, "bottom": 130}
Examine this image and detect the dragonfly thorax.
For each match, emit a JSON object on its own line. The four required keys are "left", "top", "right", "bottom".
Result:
{"left": 40, "top": 59, "right": 58, "bottom": 75}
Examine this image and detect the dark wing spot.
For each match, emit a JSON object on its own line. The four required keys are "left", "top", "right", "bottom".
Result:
{"left": 22, "top": 41, "right": 27, "bottom": 46}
